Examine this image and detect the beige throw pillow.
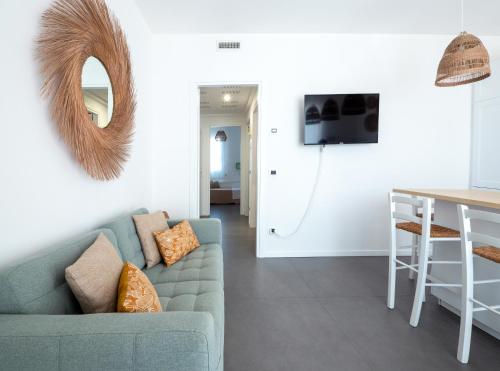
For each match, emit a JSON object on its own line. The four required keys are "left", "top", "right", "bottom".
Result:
{"left": 133, "top": 212, "right": 168, "bottom": 268}
{"left": 65, "top": 233, "right": 123, "bottom": 313}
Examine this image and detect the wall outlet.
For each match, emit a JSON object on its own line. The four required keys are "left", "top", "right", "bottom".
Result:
{"left": 269, "top": 228, "right": 276, "bottom": 234}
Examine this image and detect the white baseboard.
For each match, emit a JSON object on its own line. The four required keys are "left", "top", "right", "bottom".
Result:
{"left": 258, "top": 248, "right": 412, "bottom": 258}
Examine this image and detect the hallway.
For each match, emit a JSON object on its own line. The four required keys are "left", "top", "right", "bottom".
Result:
{"left": 210, "top": 205, "right": 255, "bottom": 260}
{"left": 213, "top": 205, "right": 500, "bottom": 371}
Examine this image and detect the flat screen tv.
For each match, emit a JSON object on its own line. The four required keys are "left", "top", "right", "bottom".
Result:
{"left": 304, "top": 94, "right": 379, "bottom": 145}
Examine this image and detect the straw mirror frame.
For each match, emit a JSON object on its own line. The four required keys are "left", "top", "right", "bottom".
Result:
{"left": 37, "top": 0, "right": 135, "bottom": 180}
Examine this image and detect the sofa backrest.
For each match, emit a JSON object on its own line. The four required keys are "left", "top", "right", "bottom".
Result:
{"left": 0, "top": 229, "right": 119, "bottom": 315}
{"left": 100, "top": 208, "right": 148, "bottom": 269}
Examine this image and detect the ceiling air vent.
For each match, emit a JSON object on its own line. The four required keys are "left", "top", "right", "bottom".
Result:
{"left": 217, "top": 41, "right": 241, "bottom": 51}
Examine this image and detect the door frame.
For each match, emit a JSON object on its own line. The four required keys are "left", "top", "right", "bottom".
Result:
{"left": 190, "top": 81, "right": 263, "bottom": 257}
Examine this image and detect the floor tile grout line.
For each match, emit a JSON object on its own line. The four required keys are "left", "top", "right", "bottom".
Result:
{"left": 315, "top": 298, "right": 379, "bottom": 371}
{"left": 287, "top": 250, "right": 389, "bottom": 367}
{"left": 225, "top": 295, "right": 414, "bottom": 303}
{"left": 286, "top": 258, "right": 414, "bottom": 300}
{"left": 284, "top": 257, "right": 322, "bottom": 300}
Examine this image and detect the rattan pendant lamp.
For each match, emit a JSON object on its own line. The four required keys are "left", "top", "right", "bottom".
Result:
{"left": 215, "top": 130, "right": 227, "bottom": 142}
{"left": 435, "top": 0, "right": 491, "bottom": 87}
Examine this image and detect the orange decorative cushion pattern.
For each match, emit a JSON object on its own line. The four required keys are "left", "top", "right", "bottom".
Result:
{"left": 117, "top": 262, "right": 162, "bottom": 313}
{"left": 154, "top": 220, "right": 200, "bottom": 266}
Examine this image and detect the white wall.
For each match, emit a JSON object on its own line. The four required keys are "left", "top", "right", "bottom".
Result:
{"left": 248, "top": 99, "right": 259, "bottom": 229}
{"left": 152, "top": 33, "right": 500, "bottom": 257}
{"left": 470, "top": 58, "right": 500, "bottom": 190}
{"left": 0, "top": 0, "right": 153, "bottom": 267}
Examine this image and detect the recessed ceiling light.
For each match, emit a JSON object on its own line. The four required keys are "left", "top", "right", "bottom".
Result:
{"left": 223, "top": 94, "right": 231, "bottom": 102}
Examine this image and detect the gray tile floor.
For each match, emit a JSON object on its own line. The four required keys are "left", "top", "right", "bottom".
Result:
{"left": 210, "top": 205, "right": 500, "bottom": 371}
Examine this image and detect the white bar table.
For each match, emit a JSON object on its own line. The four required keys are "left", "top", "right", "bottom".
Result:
{"left": 394, "top": 188, "right": 500, "bottom": 339}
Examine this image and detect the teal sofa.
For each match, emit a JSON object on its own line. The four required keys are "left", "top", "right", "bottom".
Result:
{"left": 0, "top": 209, "right": 224, "bottom": 371}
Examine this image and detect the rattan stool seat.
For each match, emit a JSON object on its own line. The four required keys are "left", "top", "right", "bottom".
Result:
{"left": 473, "top": 246, "right": 500, "bottom": 263}
{"left": 396, "top": 222, "right": 460, "bottom": 238}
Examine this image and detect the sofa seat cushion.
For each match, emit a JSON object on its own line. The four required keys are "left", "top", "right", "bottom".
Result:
{"left": 144, "top": 244, "right": 223, "bottom": 285}
{"left": 154, "top": 280, "right": 223, "bottom": 298}
{"left": 156, "top": 281, "right": 224, "bottom": 371}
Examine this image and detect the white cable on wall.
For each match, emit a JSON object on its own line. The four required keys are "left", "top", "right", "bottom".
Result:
{"left": 274, "top": 145, "right": 324, "bottom": 239}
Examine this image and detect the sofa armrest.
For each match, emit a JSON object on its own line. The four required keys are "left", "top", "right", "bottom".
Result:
{"left": 0, "top": 311, "right": 216, "bottom": 371}
{"left": 168, "top": 218, "right": 222, "bottom": 245}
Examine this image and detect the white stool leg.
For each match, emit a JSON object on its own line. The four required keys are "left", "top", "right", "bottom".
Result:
{"left": 457, "top": 289, "right": 473, "bottom": 363}
{"left": 387, "top": 194, "right": 397, "bottom": 309}
{"left": 457, "top": 204, "right": 474, "bottom": 364}
{"left": 409, "top": 199, "right": 419, "bottom": 280}
{"left": 410, "top": 198, "right": 432, "bottom": 327}
{"left": 413, "top": 236, "right": 426, "bottom": 302}
{"left": 387, "top": 231, "right": 397, "bottom": 309}
{"left": 421, "top": 237, "right": 426, "bottom": 304}
{"left": 409, "top": 234, "right": 417, "bottom": 280}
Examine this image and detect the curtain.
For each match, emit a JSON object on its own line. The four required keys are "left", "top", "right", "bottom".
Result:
{"left": 210, "top": 137, "right": 224, "bottom": 179}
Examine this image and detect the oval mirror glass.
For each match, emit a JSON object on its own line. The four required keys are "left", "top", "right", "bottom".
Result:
{"left": 81, "top": 57, "right": 113, "bottom": 128}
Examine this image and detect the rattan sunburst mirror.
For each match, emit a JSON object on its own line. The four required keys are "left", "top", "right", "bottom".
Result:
{"left": 37, "top": 0, "right": 135, "bottom": 180}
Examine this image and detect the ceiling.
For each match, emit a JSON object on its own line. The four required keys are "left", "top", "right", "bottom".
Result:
{"left": 200, "top": 85, "right": 257, "bottom": 115}
{"left": 135, "top": 0, "right": 500, "bottom": 35}
{"left": 83, "top": 88, "right": 108, "bottom": 104}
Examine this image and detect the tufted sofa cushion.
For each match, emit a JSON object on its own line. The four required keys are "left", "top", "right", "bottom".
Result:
{"left": 144, "top": 242, "right": 224, "bottom": 371}
{"left": 0, "top": 229, "right": 119, "bottom": 315}
{"left": 144, "top": 244, "right": 223, "bottom": 284}
{"left": 154, "top": 280, "right": 223, "bottom": 298}
{"left": 101, "top": 208, "right": 148, "bottom": 269}
{"left": 155, "top": 280, "right": 224, "bottom": 371}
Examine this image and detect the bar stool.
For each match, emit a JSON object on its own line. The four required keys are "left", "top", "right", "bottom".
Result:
{"left": 409, "top": 210, "right": 434, "bottom": 280}
{"left": 388, "top": 193, "right": 462, "bottom": 327}
{"left": 456, "top": 205, "right": 500, "bottom": 364}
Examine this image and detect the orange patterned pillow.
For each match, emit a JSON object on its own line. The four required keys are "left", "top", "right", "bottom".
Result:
{"left": 117, "top": 262, "right": 162, "bottom": 313}
{"left": 153, "top": 220, "right": 200, "bottom": 266}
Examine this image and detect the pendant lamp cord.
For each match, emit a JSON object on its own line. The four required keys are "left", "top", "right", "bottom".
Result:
{"left": 461, "top": 0, "right": 464, "bottom": 31}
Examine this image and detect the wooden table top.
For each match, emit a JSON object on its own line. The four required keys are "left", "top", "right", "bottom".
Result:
{"left": 393, "top": 188, "right": 500, "bottom": 210}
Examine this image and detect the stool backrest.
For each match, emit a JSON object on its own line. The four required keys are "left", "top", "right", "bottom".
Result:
{"left": 458, "top": 205, "right": 500, "bottom": 248}
{"left": 389, "top": 192, "right": 432, "bottom": 225}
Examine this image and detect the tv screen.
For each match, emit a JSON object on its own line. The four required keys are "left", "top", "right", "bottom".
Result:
{"left": 304, "top": 94, "right": 379, "bottom": 145}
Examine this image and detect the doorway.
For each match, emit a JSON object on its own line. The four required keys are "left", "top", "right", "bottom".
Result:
{"left": 198, "top": 84, "right": 259, "bottom": 234}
